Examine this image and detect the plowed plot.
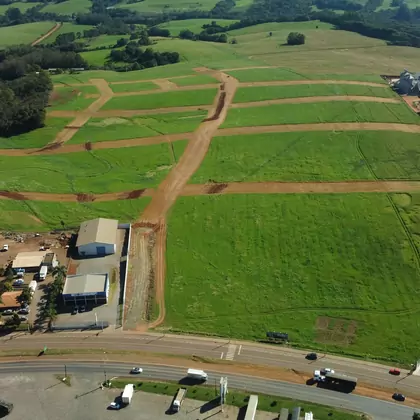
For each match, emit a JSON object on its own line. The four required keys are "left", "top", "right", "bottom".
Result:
{"left": 68, "top": 111, "right": 206, "bottom": 144}
{"left": 101, "top": 88, "right": 217, "bottom": 110}
{"left": 222, "top": 101, "right": 420, "bottom": 128}
{"left": 191, "top": 131, "right": 420, "bottom": 183}
{"left": 166, "top": 194, "right": 420, "bottom": 363}
{"left": 49, "top": 85, "right": 99, "bottom": 111}
{"left": 0, "top": 142, "right": 186, "bottom": 194}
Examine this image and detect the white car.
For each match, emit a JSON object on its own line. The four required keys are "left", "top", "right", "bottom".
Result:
{"left": 2, "top": 244, "right": 8, "bottom": 252}
{"left": 2, "top": 309, "right": 13, "bottom": 316}
{"left": 108, "top": 402, "right": 120, "bottom": 410}
{"left": 313, "top": 370, "right": 325, "bottom": 382}
{"left": 130, "top": 367, "right": 143, "bottom": 374}
{"left": 321, "top": 368, "right": 335, "bottom": 375}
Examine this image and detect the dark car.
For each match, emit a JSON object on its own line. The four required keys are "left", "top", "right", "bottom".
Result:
{"left": 306, "top": 352, "right": 318, "bottom": 361}
{"left": 72, "top": 306, "right": 78, "bottom": 315}
{"left": 80, "top": 305, "right": 86, "bottom": 313}
{"left": 392, "top": 393, "right": 406, "bottom": 402}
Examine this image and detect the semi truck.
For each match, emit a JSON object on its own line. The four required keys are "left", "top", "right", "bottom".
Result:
{"left": 324, "top": 372, "right": 358, "bottom": 392}
{"left": 122, "top": 384, "right": 134, "bottom": 404}
{"left": 171, "top": 388, "right": 187, "bottom": 413}
{"left": 187, "top": 369, "right": 208, "bottom": 381}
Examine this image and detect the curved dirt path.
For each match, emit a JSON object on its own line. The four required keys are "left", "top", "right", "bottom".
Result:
{"left": 231, "top": 96, "right": 400, "bottom": 109}
{"left": 31, "top": 22, "right": 62, "bottom": 46}
{"left": 216, "top": 122, "right": 420, "bottom": 136}
{"left": 181, "top": 181, "right": 420, "bottom": 196}
{"left": 239, "top": 80, "right": 387, "bottom": 88}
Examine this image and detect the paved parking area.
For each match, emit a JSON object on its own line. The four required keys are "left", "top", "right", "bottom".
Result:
{"left": 0, "top": 371, "right": 275, "bottom": 420}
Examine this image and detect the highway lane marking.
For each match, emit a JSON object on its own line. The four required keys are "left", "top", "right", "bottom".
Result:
{"left": 238, "top": 345, "right": 242, "bottom": 355}
{"left": 220, "top": 352, "right": 224, "bottom": 359}
{"left": 225, "top": 344, "right": 237, "bottom": 361}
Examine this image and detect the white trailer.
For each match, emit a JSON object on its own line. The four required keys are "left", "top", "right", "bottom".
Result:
{"left": 39, "top": 265, "right": 48, "bottom": 281}
{"left": 187, "top": 369, "right": 208, "bottom": 381}
{"left": 172, "top": 387, "right": 187, "bottom": 412}
{"left": 121, "top": 384, "right": 134, "bottom": 404}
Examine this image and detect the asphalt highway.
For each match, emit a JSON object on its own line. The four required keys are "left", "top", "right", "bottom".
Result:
{"left": 0, "top": 360, "right": 415, "bottom": 420}
{"left": 2, "top": 331, "right": 420, "bottom": 395}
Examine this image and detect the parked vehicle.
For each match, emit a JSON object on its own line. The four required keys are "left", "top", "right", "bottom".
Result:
{"left": 306, "top": 353, "right": 318, "bottom": 360}
{"left": 16, "top": 268, "right": 25, "bottom": 278}
{"left": 17, "top": 308, "right": 30, "bottom": 315}
{"left": 130, "top": 367, "right": 143, "bottom": 374}
{"left": 18, "top": 316, "right": 28, "bottom": 322}
{"left": 392, "top": 393, "right": 405, "bottom": 402}
{"left": 72, "top": 306, "right": 78, "bottom": 315}
{"left": 108, "top": 402, "right": 120, "bottom": 410}
{"left": 187, "top": 368, "right": 208, "bottom": 381}
{"left": 171, "top": 388, "right": 187, "bottom": 413}
{"left": 80, "top": 305, "right": 86, "bottom": 313}
{"left": 2, "top": 244, "right": 8, "bottom": 252}
{"left": 2, "top": 309, "right": 14, "bottom": 316}
{"left": 13, "top": 279, "right": 24, "bottom": 286}
{"left": 38, "top": 266, "right": 48, "bottom": 281}
{"left": 122, "top": 384, "right": 134, "bottom": 404}
{"left": 389, "top": 368, "right": 401, "bottom": 375}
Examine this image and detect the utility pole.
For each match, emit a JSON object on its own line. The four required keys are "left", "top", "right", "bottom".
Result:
{"left": 64, "top": 364, "right": 67, "bottom": 380}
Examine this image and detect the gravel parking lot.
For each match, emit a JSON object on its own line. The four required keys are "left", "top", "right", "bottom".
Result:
{"left": 0, "top": 371, "right": 275, "bottom": 420}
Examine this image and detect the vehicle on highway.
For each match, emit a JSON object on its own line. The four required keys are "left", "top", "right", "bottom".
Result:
{"left": 313, "top": 370, "right": 325, "bottom": 382}
{"left": 171, "top": 387, "right": 187, "bottom": 412}
{"left": 2, "top": 244, "right": 8, "bottom": 252}
{"left": 108, "top": 402, "right": 120, "bottom": 410}
{"left": 392, "top": 393, "right": 406, "bottom": 402}
{"left": 2, "top": 309, "right": 13, "bottom": 316}
{"left": 389, "top": 368, "right": 401, "bottom": 375}
{"left": 306, "top": 352, "right": 317, "bottom": 360}
{"left": 320, "top": 368, "right": 335, "bottom": 375}
{"left": 323, "top": 372, "right": 358, "bottom": 392}
{"left": 130, "top": 367, "right": 143, "bottom": 374}
{"left": 122, "top": 384, "right": 134, "bottom": 404}
{"left": 187, "top": 368, "right": 208, "bottom": 381}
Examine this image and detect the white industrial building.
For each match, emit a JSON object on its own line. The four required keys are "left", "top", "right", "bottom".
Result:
{"left": 76, "top": 218, "right": 118, "bottom": 257}
{"left": 62, "top": 273, "right": 109, "bottom": 305}
{"left": 12, "top": 251, "right": 48, "bottom": 272}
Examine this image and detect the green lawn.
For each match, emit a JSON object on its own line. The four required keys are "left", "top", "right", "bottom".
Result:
{"left": 49, "top": 85, "right": 99, "bottom": 111}
{"left": 80, "top": 49, "right": 111, "bottom": 67}
{"left": 0, "top": 142, "right": 186, "bottom": 194}
{"left": 169, "top": 74, "right": 219, "bottom": 86}
{"left": 0, "top": 197, "right": 151, "bottom": 231}
{"left": 222, "top": 102, "right": 420, "bottom": 128}
{"left": 109, "top": 81, "right": 159, "bottom": 93}
{"left": 51, "top": 63, "right": 197, "bottom": 84}
{"left": 0, "top": 2, "right": 42, "bottom": 15}
{"left": 102, "top": 88, "right": 217, "bottom": 110}
{"left": 0, "top": 117, "right": 72, "bottom": 149}
{"left": 192, "top": 131, "right": 420, "bottom": 183}
{"left": 41, "top": 23, "right": 94, "bottom": 44}
{"left": 68, "top": 111, "right": 206, "bottom": 144}
{"left": 233, "top": 84, "right": 397, "bottom": 103}
{"left": 166, "top": 193, "right": 420, "bottom": 364}
{"left": 156, "top": 19, "right": 238, "bottom": 36}
{"left": 0, "top": 21, "right": 56, "bottom": 47}
{"left": 40, "top": 0, "right": 91, "bottom": 14}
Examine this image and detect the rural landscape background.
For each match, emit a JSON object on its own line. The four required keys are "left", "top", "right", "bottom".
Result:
{"left": 2, "top": 0, "right": 420, "bottom": 369}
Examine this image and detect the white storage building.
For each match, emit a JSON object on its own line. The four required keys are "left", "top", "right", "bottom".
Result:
{"left": 62, "top": 273, "right": 109, "bottom": 305}
{"left": 76, "top": 218, "right": 118, "bottom": 257}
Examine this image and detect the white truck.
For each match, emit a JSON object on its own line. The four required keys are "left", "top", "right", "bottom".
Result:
{"left": 121, "top": 384, "right": 134, "bottom": 404}
{"left": 171, "top": 387, "right": 187, "bottom": 413}
{"left": 187, "top": 368, "right": 208, "bottom": 381}
{"left": 39, "top": 265, "right": 48, "bottom": 281}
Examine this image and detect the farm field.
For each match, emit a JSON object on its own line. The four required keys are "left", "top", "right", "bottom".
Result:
{"left": 101, "top": 88, "right": 217, "bottom": 110}
{"left": 156, "top": 19, "right": 238, "bottom": 35}
{"left": 117, "top": 0, "right": 219, "bottom": 13}
{"left": 222, "top": 101, "right": 420, "bottom": 128}
{"left": 68, "top": 111, "right": 207, "bottom": 144}
{"left": 0, "top": 117, "right": 72, "bottom": 149}
{"left": 169, "top": 74, "right": 219, "bottom": 86}
{"left": 109, "top": 81, "right": 159, "bottom": 93}
{"left": 165, "top": 193, "right": 420, "bottom": 363}
{"left": 40, "top": 0, "right": 92, "bottom": 14}
{"left": 80, "top": 49, "right": 111, "bottom": 67}
{"left": 0, "top": 21, "right": 56, "bottom": 47}
{"left": 0, "top": 142, "right": 186, "bottom": 194}
{"left": 0, "top": 2, "right": 42, "bottom": 15}
{"left": 233, "top": 84, "right": 397, "bottom": 103}
{"left": 49, "top": 85, "right": 99, "bottom": 111}
{"left": 41, "top": 23, "right": 93, "bottom": 44}
{"left": 0, "top": 196, "right": 151, "bottom": 231}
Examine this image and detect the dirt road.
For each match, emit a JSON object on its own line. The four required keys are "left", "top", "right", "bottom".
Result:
{"left": 31, "top": 22, "right": 61, "bottom": 46}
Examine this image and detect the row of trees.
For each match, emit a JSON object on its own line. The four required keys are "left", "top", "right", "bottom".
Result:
{"left": 42, "top": 265, "right": 67, "bottom": 328}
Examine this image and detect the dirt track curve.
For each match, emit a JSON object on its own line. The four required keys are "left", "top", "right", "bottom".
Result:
{"left": 31, "top": 22, "right": 62, "bottom": 46}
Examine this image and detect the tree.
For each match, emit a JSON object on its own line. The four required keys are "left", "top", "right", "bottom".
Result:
{"left": 179, "top": 29, "right": 195, "bottom": 40}
{"left": 52, "top": 265, "right": 67, "bottom": 281}
{"left": 5, "top": 7, "right": 22, "bottom": 22}
{"left": 115, "top": 37, "right": 128, "bottom": 47}
{"left": 17, "top": 285, "right": 32, "bottom": 305}
{"left": 413, "top": 413, "right": 420, "bottom": 420}
{"left": 269, "top": 31, "right": 273, "bottom": 36}
{"left": 395, "top": 3, "right": 412, "bottom": 21}
{"left": 2, "top": 281, "right": 13, "bottom": 292}
{"left": 287, "top": 32, "right": 305, "bottom": 45}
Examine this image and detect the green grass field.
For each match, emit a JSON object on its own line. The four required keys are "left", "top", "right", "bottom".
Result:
{"left": 109, "top": 81, "right": 159, "bottom": 93}
{"left": 0, "top": 2, "right": 42, "bottom": 15}
{"left": 41, "top": 23, "right": 93, "bottom": 44}
{"left": 156, "top": 19, "right": 238, "bottom": 35}
{"left": 166, "top": 193, "right": 420, "bottom": 363}
{"left": 191, "top": 131, "right": 420, "bottom": 183}
{"left": 233, "top": 84, "right": 397, "bottom": 103}
{"left": 222, "top": 101, "right": 420, "bottom": 128}
{"left": 0, "top": 142, "right": 186, "bottom": 194}
{"left": 102, "top": 88, "right": 217, "bottom": 110}
{"left": 68, "top": 111, "right": 206, "bottom": 144}
{"left": 117, "top": 0, "right": 218, "bottom": 13}
{"left": 0, "top": 117, "right": 72, "bottom": 149}
{"left": 80, "top": 49, "right": 111, "bottom": 67}
{"left": 49, "top": 85, "right": 99, "bottom": 111}
{"left": 83, "top": 34, "right": 128, "bottom": 49}
{"left": 40, "top": 0, "right": 91, "bottom": 14}
{"left": 0, "top": 21, "right": 56, "bottom": 47}
{"left": 169, "top": 74, "right": 219, "bottom": 86}
{"left": 0, "top": 197, "right": 151, "bottom": 231}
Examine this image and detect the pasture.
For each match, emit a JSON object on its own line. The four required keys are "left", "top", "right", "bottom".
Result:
{"left": 80, "top": 49, "right": 111, "bottom": 67}
{"left": 233, "top": 84, "right": 397, "bottom": 103}
{"left": 49, "top": 85, "right": 99, "bottom": 111}
{"left": 109, "top": 81, "right": 159, "bottom": 93}
{"left": 169, "top": 74, "right": 219, "bottom": 86}
{"left": 165, "top": 193, "right": 420, "bottom": 363}
{"left": 40, "top": 0, "right": 92, "bottom": 14}
{"left": 222, "top": 101, "right": 420, "bottom": 128}
{"left": 156, "top": 19, "right": 238, "bottom": 36}
{"left": 117, "top": 0, "right": 219, "bottom": 13}
{"left": 0, "top": 21, "right": 56, "bottom": 47}
{"left": 0, "top": 196, "right": 151, "bottom": 231}
{"left": 0, "top": 2, "right": 42, "bottom": 15}
{"left": 41, "top": 23, "right": 93, "bottom": 44}
{"left": 102, "top": 88, "right": 217, "bottom": 110}
{"left": 0, "top": 117, "right": 72, "bottom": 149}
{"left": 0, "top": 142, "right": 186, "bottom": 194}
{"left": 68, "top": 111, "right": 206, "bottom": 144}
{"left": 191, "top": 131, "right": 420, "bottom": 183}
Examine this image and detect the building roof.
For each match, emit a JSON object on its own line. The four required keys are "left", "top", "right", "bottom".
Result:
{"left": 0, "top": 291, "right": 21, "bottom": 308}
{"left": 62, "top": 274, "right": 108, "bottom": 296}
{"left": 12, "top": 251, "right": 47, "bottom": 269}
{"left": 76, "top": 218, "right": 118, "bottom": 247}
